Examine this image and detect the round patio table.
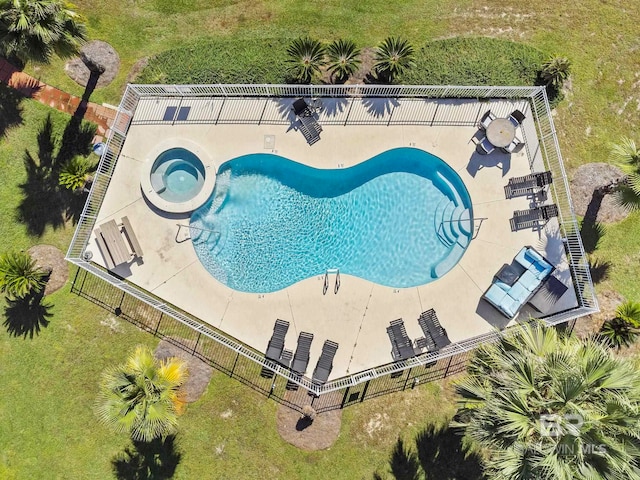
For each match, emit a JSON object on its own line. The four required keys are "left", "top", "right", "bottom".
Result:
{"left": 485, "top": 118, "right": 516, "bottom": 148}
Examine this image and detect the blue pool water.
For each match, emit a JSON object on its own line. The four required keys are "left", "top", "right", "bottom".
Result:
{"left": 151, "top": 148, "right": 205, "bottom": 203}
{"left": 190, "top": 148, "right": 473, "bottom": 293}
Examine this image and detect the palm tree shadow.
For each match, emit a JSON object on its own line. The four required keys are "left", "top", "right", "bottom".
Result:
{"left": 589, "top": 257, "right": 611, "bottom": 284}
{"left": 17, "top": 112, "right": 96, "bottom": 235}
{"left": 580, "top": 189, "right": 606, "bottom": 254}
{"left": 389, "top": 437, "right": 422, "bottom": 480}
{"left": 0, "top": 83, "right": 24, "bottom": 136}
{"left": 3, "top": 293, "right": 53, "bottom": 339}
{"left": 415, "top": 424, "right": 486, "bottom": 480}
{"left": 112, "top": 435, "right": 182, "bottom": 480}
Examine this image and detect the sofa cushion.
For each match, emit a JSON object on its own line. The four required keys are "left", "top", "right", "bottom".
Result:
{"left": 500, "top": 295, "right": 521, "bottom": 318}
{"left": 485, "top": 283, "right": 508, "bottom": 306}
{"left": 519, "top": 270, "right": 540, "bottom": 292}
{"left": 508, "top": 282, "right": 529, "bottom": 304}
{"left": 514, "top": 247, "right": 533, "bottom": 269}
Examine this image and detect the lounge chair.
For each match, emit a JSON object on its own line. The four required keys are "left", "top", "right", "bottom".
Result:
{"left": 478, "top": 110, "right": 496, "bottom": 130}
{"left": 312, "top": 340, "right": 339, "bottom": 385}
{"left": 509, "top": 204, "right": 559, "bottom": 232}
{"left": 292, "top": 331, "right": 314, "bottom": 374}
{"left": 508, "top": 109, "right": 526, "bottom": 127}
{"left": 292, "top": 98, "right": 313, "bottom": 117}
{"left": 292, "top": 98, "right": 322, "bottom": 145}
{"left": 265, "top": 319, "right": 289, "bottom": 362}
{"left": 476, "top": 137, "right": 495, "bottom": 155}
{"left": 418, "top": 309, "right": 451, "bottom": 349}
{"left": 387, "top": 319, "right": 415, "bottom": 360}
{"left": 504, "top": 171, "right": 553, "bottom": 199}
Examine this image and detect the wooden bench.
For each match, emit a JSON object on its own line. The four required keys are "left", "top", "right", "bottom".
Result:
{"left": 94, "top": 227, "right": 116, "bottom": 269}
{"left": 121, "top": 216, "right": 143, "bottom": 257}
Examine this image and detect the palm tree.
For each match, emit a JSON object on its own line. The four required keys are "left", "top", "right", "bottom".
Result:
{"left": 540, "top": 56, "right": 571, "bottom": 89}
{"left": 610, "top": 137, "right": 640, "bottom": 209}
{"left": 454, "top": 323, "right": 640, "bottom": 480}
{"left": 58, "top": 155, "right": 95, "bottom": 193}
{"left": 326, "top": 39, "right": 361, "bottom": 83}
{"left": 373, "top": 36, "right": 415, "bottom": 83}
{"left": 0, "top": 0, "right": 87, "bottom": 66}
{"left": 95, "top": 345, "right": 188, "bottom": 442}
{"left": 285, "top": 37, "right": 326, "bottom": 84}
{"left": 0, "top": 251, "right": 47, "bottom": 299}
{"left": 600, "top": 300, "right": 640, "bottom": 348}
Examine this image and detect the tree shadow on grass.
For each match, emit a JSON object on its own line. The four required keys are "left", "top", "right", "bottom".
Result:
{"left": 112, "top": 435, "right": 182, "bottom": 480}
{"left": 0, "top": 84, "right": 24, "bottom": 136}
{"left": 388, "top": 438, "right": 422, "bottom": 480}
{"left": 580, "top": 189, "right": 607, "bottom": 254}
{"left": 415, "top": 424, "right": 486, "bottom": 480}
{"left": 3, "top": 292, "right": 54, "bottom": 339}
{"left": 17, "top": 113, "right": 96, "bottom": 235}
{"left": 588, "top": 257, "right": 611, "bottom": 284}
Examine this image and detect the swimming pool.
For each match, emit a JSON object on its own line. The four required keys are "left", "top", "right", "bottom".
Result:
{"left": 190, "top": 148, "right": 473, "bottom": 293}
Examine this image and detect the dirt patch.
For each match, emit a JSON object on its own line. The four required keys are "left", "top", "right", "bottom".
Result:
{"left": 276, "top": 390, "right": 342, "bottom": 450}
{"left": 154, "top": 338, "right": 214, "bottom": 403}
{"left": 348, "top": 48, "right": 375, "bottom": 84}
{"left": 27, "top": 245, "right": 68, "bottom": 295}
{"left": 65, "top": 40, "right": 120, "bottom": 88}
{"left": 572, "top": 289, "right": 623, "bottom": 339}
{"left": 126, "top": 57, "right": 149, "bottom": 84}
{"left": 569, "top": 163, "right": 629, "bottom": 223}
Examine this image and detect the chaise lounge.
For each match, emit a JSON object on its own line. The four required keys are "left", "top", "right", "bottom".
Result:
{"left": 482, "top": 246, "right": 554, "bottom": 318}
{"left": 510, "top": 204, "right": 559, "bottom": 231}
{"left": 504, "top": 171, "right": 553, "bottom": 199}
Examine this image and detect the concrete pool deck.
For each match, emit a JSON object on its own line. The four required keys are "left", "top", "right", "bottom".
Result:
{"left": 87, "top": 96, "right": 578, "bottom": 382}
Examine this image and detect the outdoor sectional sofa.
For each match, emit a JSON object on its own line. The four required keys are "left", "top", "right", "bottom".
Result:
{"left": 483, "top": 246, "right": 554, "bottom": 318}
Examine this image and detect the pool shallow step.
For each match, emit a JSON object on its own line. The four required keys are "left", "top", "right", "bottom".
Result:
{"left": 458, "top": 208, "right": 472, "bottom": 236}
{"left": 440, "top": 202, "right": 459, "bottom": 245}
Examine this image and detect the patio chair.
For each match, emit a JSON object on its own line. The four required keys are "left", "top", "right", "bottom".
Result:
{"left": 476, "top": 137, "right": 495, "bottom": 155}
{"left": 504, "top": 171, "right": 553, "bottom": 199}
{"left": 387, "top": 319, "right": 415, "bottom": 360}
{"left": 418, "top": 309, "right": 451, "bottom": 349}
{"left": 500, "top": 136, "right": 523, "bottom": 154}
{"left": 509, "top": 204, "right": 559, "bottom": 231}
{"left": 478, "top": 110, "right": 496, "bottom": 130}
{"left": 508, "top": 109, "right": 526, "bottom": 127}
{"left": 292, "top": 98, "right": 313, "bottom": 117}
{"left": 312, "top": 340, "right": 339, "bottom": 385}
{"left": 292, "top": 331, "right": 314, "bottom": 374}
{"left": 265, "top": 319, "right": 289, "bottom": 362}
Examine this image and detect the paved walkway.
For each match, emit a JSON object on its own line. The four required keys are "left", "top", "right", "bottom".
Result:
{"left": 0, "top": 57, "right": 116, "bottom": 138}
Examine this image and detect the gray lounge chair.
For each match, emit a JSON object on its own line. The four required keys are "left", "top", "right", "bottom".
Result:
{"left": 504, "top": 171, "right": 553, "bottom": 199}
{"left": 265, "top": 319, "right": 289, "bottom": 362}
{"left": 418, "top": 309, "right": 451, "bottom": 349}
{"left": 292, "top": 98, "right": 322, "bottom": 145}
{"left": 312, "top": 340, "right": 339, "bottom": 385}
{"left": 510, "top": 204, "right": 559, "bottom": 231}
{"left": 292, "top": 331, "right": 314, "bottom": 374}
{"left": 387, "top": 319, "right": 415, "bottom": 360}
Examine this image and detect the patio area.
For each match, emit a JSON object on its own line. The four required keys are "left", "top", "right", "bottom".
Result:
{"left": 74, "top": 88, "right": 591, "bottom": 390}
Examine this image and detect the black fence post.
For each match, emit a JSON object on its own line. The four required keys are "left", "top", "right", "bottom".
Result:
{"left": 402, "top": 368, "right": 413, "bottom": 390}
{"left": 230, "top": 351, "right": 240, "bottom": 378}
{"left": 154, "top": 313, "right": 163, "bottom": 335}
{"left": 444, "top": 356, "right": 454, "bottom": 377}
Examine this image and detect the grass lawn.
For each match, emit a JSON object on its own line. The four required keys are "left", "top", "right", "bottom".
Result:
{"left": 2, "top": 0, "right": 640, "bottom": 478}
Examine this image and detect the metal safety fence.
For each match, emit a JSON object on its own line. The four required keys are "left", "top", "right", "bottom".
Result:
{"left": 66, "top": 84, "right": 598, "bottom": 406}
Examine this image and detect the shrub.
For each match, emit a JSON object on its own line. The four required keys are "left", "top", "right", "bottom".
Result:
{"left": 398, "top": 37, "right": 546, "bottom": 86}
{"left": 137, "top": 38, "right": 291, "bottom": 85}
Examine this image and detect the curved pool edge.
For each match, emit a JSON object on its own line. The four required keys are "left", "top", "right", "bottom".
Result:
{"left": 141, "top": 138, "right": 217, "bottom": 214}
{"left": 191, "top": 148, "right": 475, "bottom": 293}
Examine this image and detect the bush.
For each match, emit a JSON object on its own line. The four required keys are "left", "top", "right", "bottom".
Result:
{"left": 137, "top": 38, "right": 291, "bottom": 84}
{"left": 398, "top": 37, "right": 546, "bottom": 86}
